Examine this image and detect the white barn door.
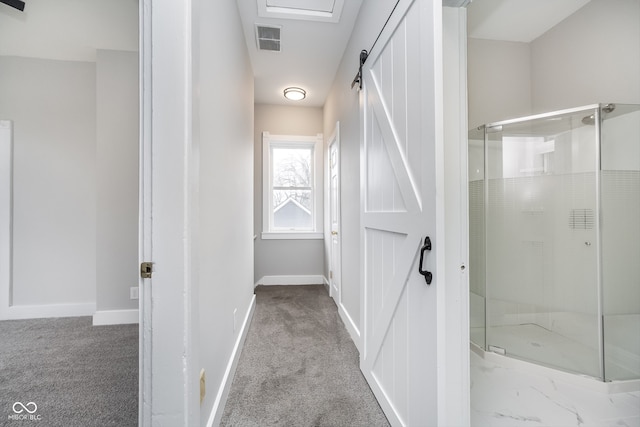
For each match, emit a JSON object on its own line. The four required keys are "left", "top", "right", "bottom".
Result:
{"left": 360, "top": 0, "right": 442, "bottom": 425}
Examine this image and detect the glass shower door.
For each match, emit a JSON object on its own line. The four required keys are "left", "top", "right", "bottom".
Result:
{"left": 484, "top": 107, "right": 602, "bottom": 379}
{"left": 601, "top": 104, "right": 640, "bottom": 381}
{"left": 468, "top": 126, "right": 486, "bottom": 349}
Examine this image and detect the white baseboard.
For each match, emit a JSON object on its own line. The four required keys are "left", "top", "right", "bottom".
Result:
{"left": 92, "top": 309, "right": 139, "bottom": 326}
{"left": 0, "top": 302, "right": 96, "bottom": 320}
{"left": 338, "top": 302, "right": 361, "bottom": 352}
{"left": 255, "top": 275, "right": 327, "bottom": 287}
{"left": 207, "top": 294, "right": 256, "bottom": 427}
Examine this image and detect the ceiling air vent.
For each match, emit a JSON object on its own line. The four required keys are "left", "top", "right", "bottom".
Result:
{"left": 255, "top": 24, "right": 281, "bottom": 52}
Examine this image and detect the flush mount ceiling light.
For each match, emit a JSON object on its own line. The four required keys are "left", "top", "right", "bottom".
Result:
{"left": 284, "top": 87, "right": 306, "bottom": 101}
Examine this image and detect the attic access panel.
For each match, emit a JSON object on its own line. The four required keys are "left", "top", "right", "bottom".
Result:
{"left": 267, "top": 0, "right": 334, "bottom": 13}
{"left": 257, "top": 0, "right": 344, "bottom": 23}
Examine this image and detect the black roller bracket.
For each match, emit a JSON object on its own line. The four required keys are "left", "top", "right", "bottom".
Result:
{"left": 351, "top": 49, "right": 368, "bottom": 90}
{"left": 418, "top": 236, "right": 432, "bottom": 285}
{"left": 349, "top": 0, "right": 399, "bottom": 91}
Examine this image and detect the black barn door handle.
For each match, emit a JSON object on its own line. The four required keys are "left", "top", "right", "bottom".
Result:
{"left": 418, "top": 236, "right": 432, "bottom": 285}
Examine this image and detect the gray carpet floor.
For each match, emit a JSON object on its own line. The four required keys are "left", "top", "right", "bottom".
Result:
{"left": 0, "top": 317, "right": 138, "bottom": 427}
{"left": 221, "top": 285, "right": 390, "bottom": 427}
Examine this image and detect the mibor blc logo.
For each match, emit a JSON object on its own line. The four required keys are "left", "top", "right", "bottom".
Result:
{"left": 8, "top": 401, "right": 42, "bottom": 421}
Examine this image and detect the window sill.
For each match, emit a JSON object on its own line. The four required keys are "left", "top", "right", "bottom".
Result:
{"left": 261, "top": 232, "right": 324, "bottom": 240}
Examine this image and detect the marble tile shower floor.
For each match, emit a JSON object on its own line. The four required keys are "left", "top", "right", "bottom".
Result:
{"left": 487, "top": 323, "right": 601, "bottom": 378}
{"left": 478, "top": 323, "right": 640, "bottom": 381}
{"left": 471, "top": 350, "right": 640, "bottom": 426}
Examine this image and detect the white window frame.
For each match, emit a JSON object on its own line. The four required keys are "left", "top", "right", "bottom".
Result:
{"left": 262, "top": 132, "right": 323, "bottom": 240}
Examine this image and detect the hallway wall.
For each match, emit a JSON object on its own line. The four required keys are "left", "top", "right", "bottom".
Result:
{"left": 142, "top": 0, "right": 255, "bottom": 423}
{"left": 253, "top": 104, "right": 325, "bottom": 284}
{"left": 195, "top": 0, "right": 255, "bottom": 424}
{"left": 323, "top": 1, "right": 400, "bottom": 349}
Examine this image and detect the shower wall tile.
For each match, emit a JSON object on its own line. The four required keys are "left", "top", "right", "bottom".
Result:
{"left": 601, "top": 110, "right": 640, "bottom": 171}
{"left": 469, "top": 179, "right": 485, "bottom": 297}
{"left": 601, "top": 171, "right": 640, "bottom": 315}
{"left": 548, "top": 311, "right": 599, "bottom": 350}
{"left": 485, "top": 170, "right": 599, "bottom": 317}
{"left": 470, "top": 292, "right": 485, "bottom": 328}
{"left": 605, "top": 314, "right": 640, "bottom": 381}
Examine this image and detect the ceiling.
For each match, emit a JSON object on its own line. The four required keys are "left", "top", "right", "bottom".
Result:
{"left": 236, "top": 0, "right": 363, "bottom": 107}
{"left": 467, "top": 0, "right": 592, "bottom": 42}
{"left": 1, "top": 0, "right": 595, "bottom": 106}
{"left": 239, "top": 0, "right": 594, "bottom": 107}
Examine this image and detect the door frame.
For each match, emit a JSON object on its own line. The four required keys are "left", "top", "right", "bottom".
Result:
{"left": 328, "top": 121, "right": 342, "bottom": 303}
{"left": 442, "top": 6, "right": 470, "bottom": 426}
{"left": 138, "top": 0, "right": 151, "bottom": 422}
{"left": 0, "top": 120, "right": 12, "bottom": 320}
{"left": 138, "top": 0, "right": 198, "bottom": 424}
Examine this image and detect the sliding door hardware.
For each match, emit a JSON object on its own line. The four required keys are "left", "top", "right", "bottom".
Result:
{"left": 418, "top": 236, "right": 432, "bottom": 285}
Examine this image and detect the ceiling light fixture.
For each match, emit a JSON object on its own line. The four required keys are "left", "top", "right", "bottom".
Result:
{"left": 284, "top": 87, "right": 306, "bottom": 101}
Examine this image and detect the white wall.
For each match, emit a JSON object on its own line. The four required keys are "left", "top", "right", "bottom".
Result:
{"left": 323, "top": 0, "right": 398, "bottom": 348}
{"left": 0, "top": 0, "right": 138, "bottom": 62}
{"left": 530, "top": 0, "right": 640, "bottom": 113}
{"left": 95, "top": 49, "right": 139, "bottom": 319}
{"left": 195, "top": 0, "right": 255, "bottom": 424}
{"left": 0, "top": 56, "right": 97, "bottom": 310}
{"left": 468, "top": 0, "right": 640, "bottom": 127}
{"left": 1, "top": 0, "right": 140, "bottom": 320}
{"left": 467, "top": 38, "right": 531, "bottom": 128}
{"left": 253, "top": 104, "right": 324, "bottom": 283}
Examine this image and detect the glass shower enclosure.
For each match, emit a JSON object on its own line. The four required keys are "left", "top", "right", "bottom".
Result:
{"left": 469, "top": 103, "right": 640, "bottom": 382}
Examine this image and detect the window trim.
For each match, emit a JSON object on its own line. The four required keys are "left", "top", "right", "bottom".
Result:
{"left": 262, "top": 132, "right": 323, "bottom": 239}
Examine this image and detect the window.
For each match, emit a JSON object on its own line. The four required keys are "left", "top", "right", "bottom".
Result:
{"left": 262, "top": 132, "right": 323, "bottom": 239}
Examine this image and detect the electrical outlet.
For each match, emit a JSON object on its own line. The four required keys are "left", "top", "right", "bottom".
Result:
{"left": 233, "top": 308, "right": 238, "bottom": 332}
{"left": 199, "top": 369, "right": 206, "bottom": 403}
{"left": 130, "top": 287, "right": 139, "bottom": 300}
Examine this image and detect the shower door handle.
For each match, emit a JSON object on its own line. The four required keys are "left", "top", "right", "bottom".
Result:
{"left": 418, "top": 236, "right": 432, "bottom": 285}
